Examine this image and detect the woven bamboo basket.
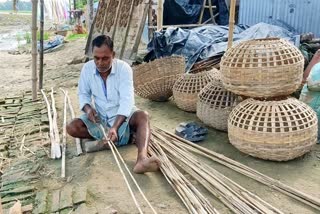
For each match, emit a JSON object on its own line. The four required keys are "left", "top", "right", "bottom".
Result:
{"left": 197, "top": 81, "right": 238, "bottom": 131}
{"left": 173, "top": 68, "right": 220, "bottom": 112}
{"left": 220, "top": 38, "right": 304, "bottom": 98}
{"left": 133, "top": 56, "right": 185, "bottom": 101}
{"left": 228, "top": 98, "right": 318, "bottom": 161}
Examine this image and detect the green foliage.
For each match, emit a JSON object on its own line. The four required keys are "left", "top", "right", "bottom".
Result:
{"left": 66, "top": 33, "right": 88, "bottom": 41}
{"left": 24, "top": 32, "right": 31, "bottom": 44}
{"left": 37, "top": 31, "right": 50, "bottom": 41}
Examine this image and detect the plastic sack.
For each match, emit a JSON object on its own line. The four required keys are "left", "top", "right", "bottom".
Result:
{"left": 307, "top": 62, "right": 320, "bottom": 91}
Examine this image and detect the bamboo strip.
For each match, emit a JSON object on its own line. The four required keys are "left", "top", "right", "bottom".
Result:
{"left": 98, "top": 124, "right": 144, "bottom": 214}
{"left": 61, "top": 90, "right": 67, "bottom": 178}
{"left": 40, "top": 89, "right": 58, "bottom": 159}
{"left": 155, "top": 127, "right": 320, "bottom": 211}
{"left": 50, "top": 88, "right": 61, "bottom": 158}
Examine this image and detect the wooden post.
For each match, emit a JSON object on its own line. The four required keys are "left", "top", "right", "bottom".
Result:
{"left": 157, "top": 0, "right": 163, "bottom": 31}
{"left": 148, "top": 0, "right": 153, "bottom": 39}
{"left": 73, "top": 0, "right": 76, "bottom": 10}
{"left": 31, "top": 0, "right": 38, "bottom": 101}
{"left": 89, "top": 0, "right": 94, "bottom": 31}
{"left": 227, "top": 0, "right": 236, "bottom": 49}
{"left": 39, "top": 0, "right": 44, "bottom": 90}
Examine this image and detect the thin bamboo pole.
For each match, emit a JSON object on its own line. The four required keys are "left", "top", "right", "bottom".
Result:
{"left": 41, "top": 89, "right": 57, "bottom": 159}
{"left": 31, "top": 0, "right": 38, "bottom": 100}
{"left": 98, "top": 124, "right": 143, "bottom": 214}
{"left": 157, "top": 0, "right": 163, "bottom": 31}
{"left": 227, "top": 0, "right": 236, "bottom": 49}
{"left": 155, "top": 127, "right": 320, "bottom": 211}
{"left": 39, "top": 0, "right": 44, "bottom": 90}
{"left": 61, "top": 91, "right": 67, "bottom": 178}
{"left": 51, "top": 88, "right": 61, "bottom": 159}
{"left": 64, "top": 91, "right": 83, "bottom": 155}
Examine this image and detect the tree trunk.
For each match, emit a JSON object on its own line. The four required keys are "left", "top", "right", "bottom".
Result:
{"left": 13, "top": 0, "right": 18, "bottom": 13}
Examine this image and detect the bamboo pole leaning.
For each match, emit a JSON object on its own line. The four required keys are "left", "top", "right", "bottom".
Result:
{"left": 99, "top": 124, "right": 157, "bottom": 214}
{"left": 31, "top": 0, "right": 38, "bottom": 100}
{"left": 227, "top": 0, "right": 236, "bottom": 49}
{"left": 149, "top": 139, "right": 219, "bottom": 214}
{"left": 61, "top": 90, "right": 67, "bottom": 178}
{"left": 152, "top": 130, "right": 283, "bottom": 214}
{"left": 50, "top": 88, "right": 61, "bottom": 158}
{"left": 41, "top": 89, "right": 60, "bottom": 159}
{"left": 61, "top": 89, "right": 83, "bottom": 155}
{"left": 154, "top": 127, "right": 320, "bottom": 211}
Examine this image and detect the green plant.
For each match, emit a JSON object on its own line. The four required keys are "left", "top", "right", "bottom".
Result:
{"left": 37, "top": 31, "right": 50, "bottom": 41}
{"left": 16, "top": 33, "right": 22, "bottom": 46}
{"left": 24, "top": 32, "right": 31, "bottom": 44}
{"left": 66, "top": 33, "right": 88, "bottom": 41}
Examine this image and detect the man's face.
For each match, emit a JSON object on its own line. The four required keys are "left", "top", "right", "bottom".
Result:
{"left": 93, "top": 45, "right": 115, "bottom": 73}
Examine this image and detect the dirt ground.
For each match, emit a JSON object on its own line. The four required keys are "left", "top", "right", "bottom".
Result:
{"left": 1, "top": 13, "right": 320, "bottom": 214}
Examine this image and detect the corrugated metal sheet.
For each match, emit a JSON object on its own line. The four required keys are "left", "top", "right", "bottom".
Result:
{"left": 239, "top": 0, "right": 320, "bottom": 36}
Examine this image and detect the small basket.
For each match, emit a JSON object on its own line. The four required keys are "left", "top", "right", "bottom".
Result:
{"left": 133, "top": 56, "right": 185, "bottom": 101}
{"left": 173, "top": 68, "right": 220, "bottom": 112}
{"left": 197, "top": 81, "right": 237, "bottom": 131}
{"left": 220, "top": 38, "right": 304, "bottom": 98}
{"left": 228, "top": 98, "right": 318, "bottom": 161}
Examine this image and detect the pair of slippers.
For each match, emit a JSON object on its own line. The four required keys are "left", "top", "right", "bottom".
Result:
{"left": 175, "top": 122, "right": 208, "bottom": 142}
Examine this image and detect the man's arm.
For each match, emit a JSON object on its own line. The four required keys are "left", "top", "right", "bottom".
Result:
{"left": 108, "top": 63, "right": 134, "bottom": 142}
{"left": 78, "top": 64, "right": 96, "bottom": 122}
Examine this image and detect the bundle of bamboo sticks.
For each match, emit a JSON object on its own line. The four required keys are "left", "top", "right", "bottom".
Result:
{"left": 152, "top": 127, "right": 320, "bottom": 212}
{"left": 149, "top": 141, "right": 219, "bottom": 214}
{"left": 151, "top": 129, "right": 282, "bottom": 214}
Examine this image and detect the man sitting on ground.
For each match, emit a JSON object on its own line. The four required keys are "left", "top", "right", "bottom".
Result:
{"left": 67, "top": 35, "right": 160, "bottom": 174}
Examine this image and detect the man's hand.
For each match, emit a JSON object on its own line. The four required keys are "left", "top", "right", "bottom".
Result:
{"left": 83, "top": 105, "right": 99, "bottom": 123}
{"left": 107, "top": 127, "right": 118, "bottom": 143}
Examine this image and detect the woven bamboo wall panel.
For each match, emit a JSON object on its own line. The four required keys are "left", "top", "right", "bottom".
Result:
{"left": 197, "top": 81, "right": 238, "bottom": 131}
{"left": 173, "top": 68, "right": 220, "bottom": 112}
{"left": 133, "top": 56, "right": 185, "bottom": 101}
{"left": 228, "top": 98, "right": 318, "bottom": 161}
{"left": 220, "top": 38, "right": 304, "bottom": 98}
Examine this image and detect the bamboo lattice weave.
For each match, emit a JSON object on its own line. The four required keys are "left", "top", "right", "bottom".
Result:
{"left": 228, "top": 98, "right": 318, "bottom": 161}
{"left": 173, "top": 68, "right": 220, "bottom": 112}
{"left": 133, "top": 56, "right": 185, "bottom": 101}
{"left": 220, "top": 38, "right": 304, "bottom": 98}
{"left": 197, "top": 81, "right": 238, "bottom": 131}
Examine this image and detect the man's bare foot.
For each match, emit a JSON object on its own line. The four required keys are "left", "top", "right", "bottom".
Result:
{"left": 133, "top": 156, "right": 161, "bottom": 174}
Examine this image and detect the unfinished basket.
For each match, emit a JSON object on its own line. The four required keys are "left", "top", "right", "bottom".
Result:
{"left": 173, "top": 68, "right": 220, "bottom": 112}
{"left": 133, "top": 56, "right": 185, "bottom": 101}
{"left": 197, "top": 81, "right": 238, "bottom": 131}
{"left": 228, "top": 98, "right": 318, "bottom": 161}
{"left": 220, "top": 38, "right": 304, "bottom": 98}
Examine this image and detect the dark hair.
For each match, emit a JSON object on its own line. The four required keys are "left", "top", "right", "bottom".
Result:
{"left": 92, "top": 35, "right": 114, "bottom": 51}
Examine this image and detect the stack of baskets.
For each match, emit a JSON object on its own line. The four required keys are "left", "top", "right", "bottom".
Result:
{"left": 221, "top": 38, "right": 318, "bottom": 161}
{"left": 133, "top": 56, "right": 185, "bottom": 102}
{"left": 173, "top": 68, "right": 220, "bottom": 112}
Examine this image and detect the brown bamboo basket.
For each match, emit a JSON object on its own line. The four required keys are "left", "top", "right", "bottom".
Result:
{"left": 173, "top": 68, "right": 220, "bottom": 112}
{"left": 133, "top": 56, "right": 185, "bottom": 101}
{"left": 220, "top": 38, "right": 304, "bottom": 98}
{"left": 197, "top": 81, "right": 238, "bottom": 131}
{"left": 228, "top": 98, "right": 318, "bottom": 161}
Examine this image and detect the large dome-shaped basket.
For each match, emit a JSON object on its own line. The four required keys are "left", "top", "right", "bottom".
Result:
{"left": 220, "top": 38, "right": 304, "bottom": 98}
{"left": 173, "top": 68, "right": 220, "bottom": 112}
{"left": 228, "top": 98, "right": 318, "bottom": 161}
{"left": 133, "top": 56, "right": 185, "bottom": 101}
{"left": 197, "top": 81, "right": 238, "bottom": 131}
